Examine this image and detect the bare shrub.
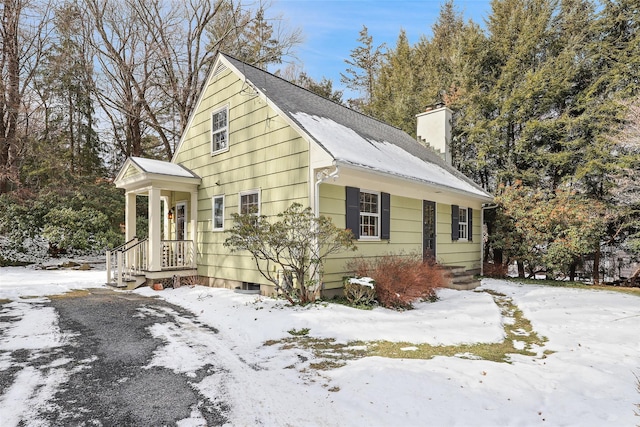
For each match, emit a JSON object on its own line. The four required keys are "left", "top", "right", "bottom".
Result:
{"left": 346, "top": 252, "right": 446, "bottom": 310}
{"left": 483, "top": 262, "right": 508, "bottom": 278}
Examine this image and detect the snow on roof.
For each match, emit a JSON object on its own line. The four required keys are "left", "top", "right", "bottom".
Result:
{"left": 131, "top": 157, "right": 197, "bottom": 178}
{"left": 292, "top": 113, "right": 490, "bottom": 198}
{"left": 219, "top": 54, "right": 490, "bottom": 200}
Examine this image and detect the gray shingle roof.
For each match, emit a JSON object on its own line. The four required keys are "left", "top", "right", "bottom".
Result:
{"left": 222, "top": 53, "right": 491, "bottom": 199}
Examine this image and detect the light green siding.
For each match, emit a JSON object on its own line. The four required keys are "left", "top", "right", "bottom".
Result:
{"left": 320, "top": 184, "right": 423, "bottom": 289}
{"left": 319, "top": 184, "right": 483, "bottom": 290}
{"left": 174, "top": 68, "right": 310, "bottom": 287}
{"left": 435, "top": 204, "right": 483, "bottom": 271}
{"left": 123, "top": 164, "right": 140, "bottom": 179}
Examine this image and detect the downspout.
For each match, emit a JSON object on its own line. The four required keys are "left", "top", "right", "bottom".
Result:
{"left": 313, "top": 164, "right": 340, "bottom": 292}
{"left": 481, "top": 203, "right": 498, "bottom": 276}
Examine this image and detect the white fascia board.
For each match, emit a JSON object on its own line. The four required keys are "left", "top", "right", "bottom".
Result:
{"left": 335, "top": 160, "right": 493, "bottom": 203}
{"left": 116, "top": 172, "right": 201, "bottom": 193}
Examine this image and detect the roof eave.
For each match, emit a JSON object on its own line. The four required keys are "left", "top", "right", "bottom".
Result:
{"left": 334, "top": 160, "right": 494, "bottom": 202}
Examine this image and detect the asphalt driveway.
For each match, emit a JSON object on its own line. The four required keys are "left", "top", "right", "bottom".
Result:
{"left": 0, "top": 288, "right": 228, "bottom": 426}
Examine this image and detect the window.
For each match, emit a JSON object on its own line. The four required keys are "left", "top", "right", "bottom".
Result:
{"left": 359, "top": 190, "right": 380, "bottom": 238}
{"left": 458, "top": 206, "right": 468, "bottom": 240}
{"left": 346, "top": 187, "right": 390, "bottom": 240}
{"left": 211, "top": 106, "right": 228, "bottom": 154}
{"left": 239, "top": 190, "right": 260, "bottom": 215}
{"left": 451, "top": 205, "right": 473, "bottom": 242}
{"left": 212, "top": 195, "right": 225, "bottom": 231}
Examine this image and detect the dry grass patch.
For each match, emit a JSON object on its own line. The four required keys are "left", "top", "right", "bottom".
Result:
{"left": 48, "top": 290, "right": 91, "bottom": 299}
{"left": 264, "top": 290, "right": 552, "bottom": 371}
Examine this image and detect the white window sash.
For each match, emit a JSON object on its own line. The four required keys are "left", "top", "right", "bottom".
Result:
{"left": 212, "top": 195, "right": 225, "bottom": 231}
{"left": 239, "top": 189, "right": 261, "bottom": 216}
{"left": 359, "top": 190, "right": 380, "bottom": 239}
{"left": 211, "top": 105, "right": 229, "bottom": 154}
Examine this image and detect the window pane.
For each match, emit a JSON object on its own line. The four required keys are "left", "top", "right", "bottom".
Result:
{"left": 212, "top": 110, "right": 226, "bottom": 131}
{"left": 213, "top": 197, "right": 224, "bottom": 229}
{"left": 212, "top": 108, "right": 228, "bottom": 153}
{"left": 360, "top": 192, "right": 378, "bottom": 214}
{"left": 213, "top": 131, "right": 226, "bottom": 151}
{"left": 240, "top": 193, "right": 259, "bottom": 215}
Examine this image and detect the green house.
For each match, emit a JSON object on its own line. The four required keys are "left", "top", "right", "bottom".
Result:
{"left": 108, "top": 52, "right": 493, "bottom": 294}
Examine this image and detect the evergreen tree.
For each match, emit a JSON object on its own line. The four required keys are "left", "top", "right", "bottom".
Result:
{"left": 296, "top": 73, "right": 344, "bottom": 104}
{"left": 341, "top": 25, "right": 386, "bottom": 112}
{"left": 369, "top": 30, "right": 421, "bottom": 135}
{"left": 35, "top": 2, "right": 102, "bottom": 184}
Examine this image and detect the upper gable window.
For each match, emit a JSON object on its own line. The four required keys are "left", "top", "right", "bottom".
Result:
{"left": 211, "top": 106, "right": 229, "bottom": 154}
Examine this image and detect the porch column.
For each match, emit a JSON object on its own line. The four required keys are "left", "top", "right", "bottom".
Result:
{"left": 190, "top": 189, "right": 198, "bottom": 267}
{"left": 161, "top": 196, "right": 169, "bottom": 239}
{"left": 148, "top": 187, "right": 162, "bottom": 272}
{"left": 125, "top": 192, "right": 136, "bottom": 242}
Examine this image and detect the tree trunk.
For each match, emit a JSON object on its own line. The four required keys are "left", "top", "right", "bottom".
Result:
{"left": 569, "top": 261, "right": 577, "bottom": 282}
{"left": 1, "top": 0, "right": 21, "bottom": 194}
{"left": 517, "top": 260, "right": 525, "bottom": 278}
{"left": 592, "top": 246, "right": 601, "bottom": 285}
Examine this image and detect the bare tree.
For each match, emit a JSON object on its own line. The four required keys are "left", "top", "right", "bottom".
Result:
{"left": 0, "top": 0, "right": 52, "bottom": 193}
{"left": 84, "top": 0, "right": 302, "bottom": 162}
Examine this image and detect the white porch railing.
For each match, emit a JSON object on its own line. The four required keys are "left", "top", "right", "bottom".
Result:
{"left": 106, "top": 238, "right": 147, "bottom": 287}
{"left": 107, "top": 238, "right": 194, "bottom": 287}
{"left": 162, "top": 240, "right": 195, "bottom": 269}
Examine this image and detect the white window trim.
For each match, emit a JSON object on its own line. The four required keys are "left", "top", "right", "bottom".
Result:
{"left": 359, "top": 190, "right": 380, "bottom": 241}
{"left": 212, "top": 195, "right": 225, "bottom": 231}
{"left": 211, "top": 105, "right": 229, "bottom": 155}
{"left": 176, "top": 201, "right": 188, "bottom": 240}
{"left": 458, "top": 206, "right": 469, "bottom": 241}
{"left": 239, "top": 189, "right": 261, "bottom": 216}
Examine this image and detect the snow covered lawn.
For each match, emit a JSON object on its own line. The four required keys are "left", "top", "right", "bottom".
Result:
{"left": 0, "top": 267, "right": 639, "bottom": 426}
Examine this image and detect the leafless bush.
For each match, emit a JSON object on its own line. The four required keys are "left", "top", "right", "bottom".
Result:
{"left": 346, "top": 252, "right": 445, "bottom": 310}
{"left": 483, "top": 262, "right": 508, "bottom": 278}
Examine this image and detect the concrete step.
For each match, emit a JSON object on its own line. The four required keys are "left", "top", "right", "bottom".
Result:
{"left": 442, "top": 266, "right": 481, "bottom": 290}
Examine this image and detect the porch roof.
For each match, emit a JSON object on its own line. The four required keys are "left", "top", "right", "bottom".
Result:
{"left": 115, "top": 157, "right": 201, "bottom": 193}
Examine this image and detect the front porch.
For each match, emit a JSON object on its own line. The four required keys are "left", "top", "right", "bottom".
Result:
{"left": 107, "top": 157, "right": 201, "bottom": 289}
{"left": 106, "top": 238, "right": 198, "bottom": 289}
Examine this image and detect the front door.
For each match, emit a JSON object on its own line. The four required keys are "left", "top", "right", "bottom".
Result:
{"left": 176, "top": 202, "right": 187, "bottom": 240}
{"left": 423, "top": 200, "right": 436, "bottom": 261}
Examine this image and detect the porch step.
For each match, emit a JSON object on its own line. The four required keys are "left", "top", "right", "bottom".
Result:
{"left": 106, "top": 275, "right": 147, "bottom": 291}
{"left": 443, "top": 266, "right": 481, "bottom": 291}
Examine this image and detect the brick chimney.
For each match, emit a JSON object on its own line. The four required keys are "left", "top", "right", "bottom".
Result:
{"left": 416, "top": 103, "right": 452, "bottom": 165}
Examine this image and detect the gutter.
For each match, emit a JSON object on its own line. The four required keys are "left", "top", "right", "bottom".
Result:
{"left": 333, "top": 160, "right": 493, "bottom": 203}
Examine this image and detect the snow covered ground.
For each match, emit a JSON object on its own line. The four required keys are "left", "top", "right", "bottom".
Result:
{"left": 0, "top": 266, "right": 639, "bottom": 426}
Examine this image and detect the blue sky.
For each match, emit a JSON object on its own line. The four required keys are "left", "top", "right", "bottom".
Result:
{"left": 270, "top": 0, "right": 493, "bottom": 97}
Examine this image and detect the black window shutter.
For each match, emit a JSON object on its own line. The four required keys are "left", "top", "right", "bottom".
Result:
{"left": 381, "top": 192, "right": 390, "bottom": 240}
{"left": 468, "top": 208, "right": 473, "bottom": 242}
{"left": 345, "top": 186, "right": 360, "bottom": 239}
{"left": 451, "top": 205, "right": 459, "bottom": 241}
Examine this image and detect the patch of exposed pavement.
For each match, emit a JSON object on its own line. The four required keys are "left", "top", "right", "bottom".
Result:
{"left": 0, "top": 288, "right": 229, "bottom": 426}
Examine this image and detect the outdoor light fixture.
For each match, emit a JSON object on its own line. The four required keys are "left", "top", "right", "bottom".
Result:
{"left": 168, "top": 208, "right": 174, "bottom": 220}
